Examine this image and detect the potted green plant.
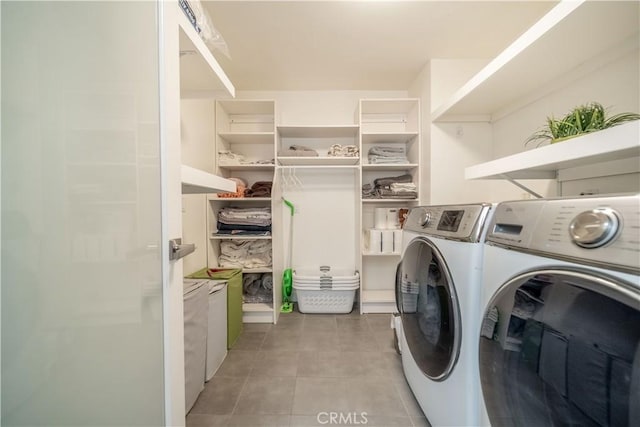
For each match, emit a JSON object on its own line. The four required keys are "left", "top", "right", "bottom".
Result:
{"left": 525, "top": 102, "right": 640, "bottom": 147}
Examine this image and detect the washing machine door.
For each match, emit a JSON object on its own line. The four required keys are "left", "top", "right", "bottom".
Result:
{"left": 479, "top": 268, "right": 640, "bottom": 427}
{"left": 396, "top": 237, "right": 461, "bottom": 381}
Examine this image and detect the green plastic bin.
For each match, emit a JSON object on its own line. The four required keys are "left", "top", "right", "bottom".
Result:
{"left": 186, "top": 268, "right": 243, "bottom": 349}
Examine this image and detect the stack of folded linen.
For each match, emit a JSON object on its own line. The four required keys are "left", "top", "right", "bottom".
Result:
{"left": 242, "top": 273, "right": 273, "bottom": 303}
{"left": 368, "top": 146, "right": 408, "bottom": 164}
{"left": 278, "top": 145, "right": 318, "bottom": 157}
{"left": 218, "top": 240, "right": 272, "bottom": 269}
{"left": 362, "top": 174, "right": 417, "bottom": 199}
{"left": 328, "top": 144, "right": 359, "bottom": 157}
{"left": 217, "top": 206, "right": 271, "bottom": 235}
{"left": 244, "top": 181, "right": 272, "bottom": 198}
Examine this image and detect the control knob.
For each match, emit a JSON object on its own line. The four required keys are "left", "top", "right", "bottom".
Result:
{"left": 569, "top": 208, "right": 620, "bottom": 248}
{"left": 419, "top": 210, "right": 432, "bottom": 228}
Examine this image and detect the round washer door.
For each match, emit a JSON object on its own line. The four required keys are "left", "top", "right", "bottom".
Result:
{"left": 396, "top": 237, "right": 461, "bottom": 381}
{"left": 479, "top": 269, "right": 640, "bottom": 427}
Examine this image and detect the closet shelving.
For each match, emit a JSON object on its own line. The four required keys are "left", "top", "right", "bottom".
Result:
{"left": 358, "top": 98, "right": 421, "bottom": 314}
{"left": 431, "top": 0, "right": 640, "bottom": 188}
{"left": 211, "top": 100, "right": 278, "bottom": 323}
{"left": 277, "top": 125, "right": 360, "bottom": 166}
{"left": 177, "top": 11, "right": 234, "bottom": 97}
{"left": 178, "top": 8, "right": 235, "bottom": 195}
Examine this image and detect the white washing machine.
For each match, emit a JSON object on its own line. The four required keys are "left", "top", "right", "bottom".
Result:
{"left": 478, "top": 194, "right": 640, "bottom": 427}
{"left": 395, "top": 203, "right": 494, "bottom": 426}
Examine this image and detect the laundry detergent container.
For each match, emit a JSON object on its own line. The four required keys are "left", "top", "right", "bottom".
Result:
{"left": 293, "top": 267, "right": 359, "bottom": 314}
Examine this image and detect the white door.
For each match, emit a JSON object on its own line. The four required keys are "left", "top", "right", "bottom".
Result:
{"left": 1, "top": 1, "right": 180, "bottom": 425}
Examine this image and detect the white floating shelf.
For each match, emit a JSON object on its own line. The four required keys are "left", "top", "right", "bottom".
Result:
{"left": 362, "top": 164, "right": 419, "bottom": 171}
{"left": 218, "top": 164, "right": 275, "bottom": 171}
{"left": 432, "top": 1, "right": 640, "bottom": 121}
{"left": 181, "top": 165, "right": 235, "bottom": 194}
{"left": 362, "top": 199, "right": 419, "bottom": 204}
{"left": 178, "top": 11, "right": 235, "bottom": 96}
{"left": 362, "top": 132, "right": 418, "bottom": 144}
{"left": 207, "top": 196, "right": 272, "bottom": 202}
{"left": 278, "top": 157, "right": 360, "bottom": 166}
{"left": 465, "top": 122, "right": 640, "bottom": 180}
{"left": 210, "top": 234, "right": 272, "bottom": 240}
{"left": 278, "top": 125, "right": 359, "bottom": 138}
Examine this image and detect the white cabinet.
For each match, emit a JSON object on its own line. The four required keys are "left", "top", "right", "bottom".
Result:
{"left": 358, "top": 98, "right": 421, "bottom": 313}
{"left": 431, "top": 1, "right": 640, "bottom": 194}
{"left": 210, "top": 100, "right": 278, "bottom": 323}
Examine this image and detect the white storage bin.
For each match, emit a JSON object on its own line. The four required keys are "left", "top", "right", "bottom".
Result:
{"left": 293, "top": 267, "right": 359, "bottom": 314}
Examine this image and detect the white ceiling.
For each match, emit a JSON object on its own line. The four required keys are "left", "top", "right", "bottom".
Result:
{"left": 202, "top": 1, "right": 558, "bottom": 91}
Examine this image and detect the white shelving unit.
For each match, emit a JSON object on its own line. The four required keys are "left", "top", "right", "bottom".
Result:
{"left": 177, "top": 11, "right": 235, "bottom": 97}
{"left": 277, "top": 124, "right": 360, "bottom": 166}
{"left": 431, "top": 0, "right": 640, "bottom": 195}
{"left": 178, "top": 9, "right": 235, "bottom": 195}
{"left": 181, "top": 165, "right": 235, "bottom": 194}
{"left": 358, "top": 98, "right": 421, "bottom": 314}
{"left": 465, "top": 122, "right": 640, "bottom": 181}
{"left": 210, "top": 100, "right": 279, "bottom": 323}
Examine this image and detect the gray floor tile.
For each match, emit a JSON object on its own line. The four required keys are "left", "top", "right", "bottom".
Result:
{"left": 296, "top": 351, "right": 342, "bottom": 377}
{"left": 363, "top": 415, "right": 415, "bottom": 426}
{"left": 189, "top": 377, "right": 246, "bottom": 415}
{"left": 336, "top": 317, "right": 370, "bottom": 332}
{"left": 232, "top": 331, "right": 267, "bottom": 351}
{"left": 298, "top": 331, "right": 340, "bottom": 352}
{"left": 373, "top": 328, "right": 398, "bottom": 353}
{"left": 333, "top": 351, "right": 392, "bottom": 378}
{"left": 383, "top": 352, "right": 405, "bottom": 380}
{"left": 345, "top": 376, "right": 408, "bottom": 416}
{"left": 302, "top": 315, "right": 337, "bottom": 332}
{"left": 366, "top": 313, "right": 394, "bottom": 331}
{"left": 261, "top": 330, "right": 303, "bottom": 351}
{"left": 185, "top": 413, "right": 230, "bottom": 427}
{"left": 292, "top": 377, "right": 351, "bottom": 415}
{"left": 233, "top": 376, "right": 296, "bottom": 415}
{"left": 394, "top": 377, "right": 426, "bottom": 417}
{"left": 242, "top": 323, "right": 273, "bottom": 333}
{"left": 225, "top": 414, "right": 291, "bottom": 426}
{"left": 215, "top": 351, "right": 259, "bottom": 378}
{"left": 411, "top": 415, "right": 432, "bottom": 427}
{"left": 337, "top": 330, "right": 380, "bottom": 352}
{"left": 250, "top": 350, "right": 300, "bottom": 377}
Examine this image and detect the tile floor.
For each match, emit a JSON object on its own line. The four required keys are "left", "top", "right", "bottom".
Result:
{"left": 186, "top": 310, "right": 430, "bottom": 427}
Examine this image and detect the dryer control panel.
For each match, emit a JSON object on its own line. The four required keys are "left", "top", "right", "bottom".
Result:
{"left": 487, "top": 194, "right": 640, "bottom": 273}
{"left": 404, "top": 203, "right": 493, "bottom": 243}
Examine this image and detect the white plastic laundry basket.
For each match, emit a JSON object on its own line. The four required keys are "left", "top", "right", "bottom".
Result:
{"left": 293, "top": 267, "right": 359, "bottom": 314}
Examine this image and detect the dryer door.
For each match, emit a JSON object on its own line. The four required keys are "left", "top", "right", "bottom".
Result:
{"left": 479, "top": 269, "right": 640, "bottom": 427}
{"left": 396, "top": 237, "right": 461, "bottom": 381}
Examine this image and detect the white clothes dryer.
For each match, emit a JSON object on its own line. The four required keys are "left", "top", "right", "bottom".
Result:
{"left": 396, "top": 203, "right": 494, "bottom": 427}
{"left": 478, "top": 194, "right": 640, "bottom": 427}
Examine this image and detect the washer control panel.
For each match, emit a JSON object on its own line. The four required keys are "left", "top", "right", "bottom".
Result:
{"left": 404, "top": 203, "right": 493, "bottom": 242}
{"left": 487, "top": 194, "right": 640, "bottom": 272}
